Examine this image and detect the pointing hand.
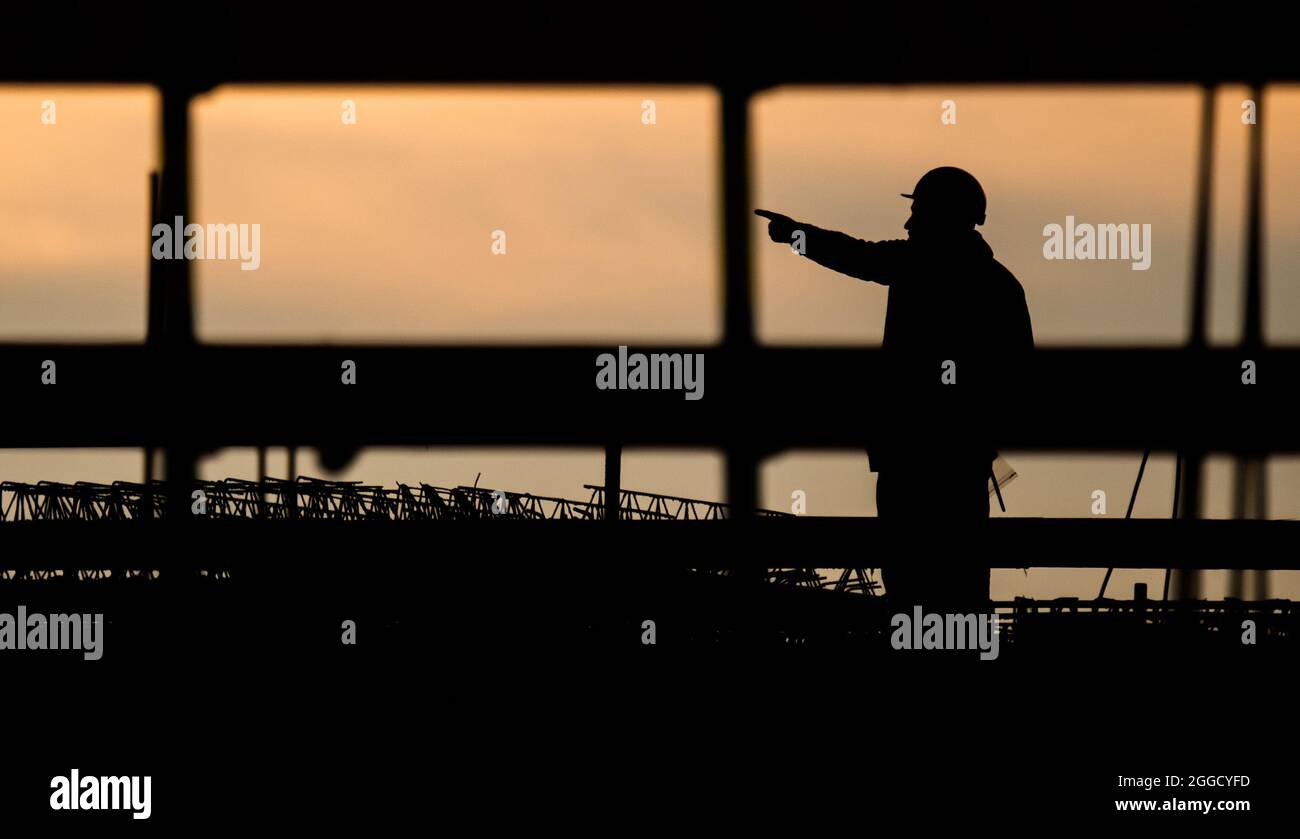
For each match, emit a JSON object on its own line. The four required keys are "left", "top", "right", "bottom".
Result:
{"left": 755, "top": 209, "right": 798, "bottom": 244}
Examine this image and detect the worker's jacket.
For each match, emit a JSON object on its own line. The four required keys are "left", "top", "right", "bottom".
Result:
{"left": 796, "top": 226, "right": 1034, "bottom": 473}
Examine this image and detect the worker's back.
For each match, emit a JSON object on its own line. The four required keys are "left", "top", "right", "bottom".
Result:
{"left": 867, "top": 230, "right": 1034, "bottom": 474}
{"left": 881, "top": 231, "right": 1033, "bottom": 358}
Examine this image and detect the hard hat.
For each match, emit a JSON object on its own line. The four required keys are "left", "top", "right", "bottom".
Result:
{"left": 901, "top": 167, "right": 987, "bottom": 225}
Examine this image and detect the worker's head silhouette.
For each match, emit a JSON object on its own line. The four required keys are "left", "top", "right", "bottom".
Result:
{"left": 902, "top": 167, "right": 986, "bottom": 238}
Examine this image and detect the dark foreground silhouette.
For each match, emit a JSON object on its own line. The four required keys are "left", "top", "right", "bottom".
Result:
{"left": 758, "top": 167, "right": 1034, "bottom": 609}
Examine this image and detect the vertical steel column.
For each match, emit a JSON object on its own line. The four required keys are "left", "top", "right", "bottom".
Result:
{"left": 155, "top": 86, "right": 196, "bottom": 343}
{"left": 287, "top": 446, "right": 298, "bottom": 518}
{"left": 257, "top": 445, "right": 268, "bottom": 509}
{"left": 1232, "top": 82, "right": 1269, "bottom": 600}
{"left": 143, "top": 170, "right": 160, "bottom": 515}
{"left": 1173, "top": 84, "right": 1216, "bottom": 601}
{"left": 156, "top": 84, "right": 198, "bottom": 522}
{"left": 604, "top": 444, "right": 622, "bottom": 521}
{"left": 720, "top": 84, "right": 757, "bottom": 518}
{"left": 1188, "top": 84, "right": 1215, "bottom": 348}
{"left": 1242, "top": 84, "right": 1265, "bottom": 349}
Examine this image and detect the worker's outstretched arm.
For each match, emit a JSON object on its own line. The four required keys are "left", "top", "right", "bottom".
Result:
{"left": 755, "top": 209, "right": 908, "bottom": 285}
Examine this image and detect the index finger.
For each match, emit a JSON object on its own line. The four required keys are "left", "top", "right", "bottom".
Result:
{"left": 753, "top": 209, "right": 784, "bottom": 221}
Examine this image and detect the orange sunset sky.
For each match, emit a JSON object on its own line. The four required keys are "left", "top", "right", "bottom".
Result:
{"left": 1, "top": 84, "right": 1297, "bottom": 599}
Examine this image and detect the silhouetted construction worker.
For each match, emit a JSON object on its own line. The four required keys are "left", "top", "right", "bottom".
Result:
{"left": 757, "top": 167, "right": 1033, "bottom": 610}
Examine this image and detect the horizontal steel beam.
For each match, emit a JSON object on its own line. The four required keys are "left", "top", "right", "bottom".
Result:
{"left": 0, "top": 518, "right": 1295, "bottom": 571}
{"left": 3, "top": 24, "right": 1295, "bottom": 85}
{"left": 0, "top": 345, "right": 1293, "bottom": 452}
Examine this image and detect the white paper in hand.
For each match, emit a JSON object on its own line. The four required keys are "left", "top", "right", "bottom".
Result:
{"left": 988, "top": 455, "right": 1017, "bottom": 498}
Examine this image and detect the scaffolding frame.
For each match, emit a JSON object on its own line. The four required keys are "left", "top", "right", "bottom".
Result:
{"left": 0, "top": 55, "right": 1295, "bottom": 595}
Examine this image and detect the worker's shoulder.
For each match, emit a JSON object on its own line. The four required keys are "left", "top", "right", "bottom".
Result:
{"left": 987, "top": 257, "right": 1027, "bottom": 298}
